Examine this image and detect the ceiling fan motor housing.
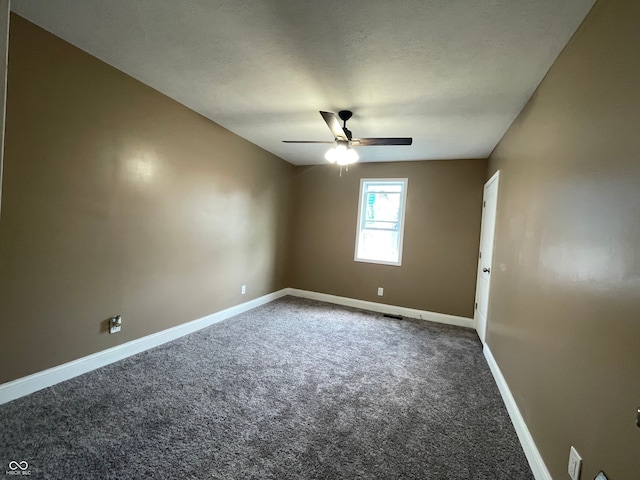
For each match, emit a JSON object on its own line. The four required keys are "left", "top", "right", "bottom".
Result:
{"left": 338, "top": 110, "right": 353, "bottom": 122}
{"left": 338, "top": 111, "right": 353, "bottom": 139}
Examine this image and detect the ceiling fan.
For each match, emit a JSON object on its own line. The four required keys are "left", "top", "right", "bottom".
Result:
{"left": 283, "top": 111, "right": 412, "bottom": 165}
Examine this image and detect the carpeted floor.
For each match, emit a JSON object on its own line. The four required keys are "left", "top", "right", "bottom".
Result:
{"left": 1, "top": 296, "right": 534, "bottom": 479}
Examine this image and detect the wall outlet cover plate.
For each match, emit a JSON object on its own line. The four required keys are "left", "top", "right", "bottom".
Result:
{"left": 568, "top": 446, "right": 582, "bottom": 480}
{"left": 109, "top": 315, "right": 122, "bottom": 334}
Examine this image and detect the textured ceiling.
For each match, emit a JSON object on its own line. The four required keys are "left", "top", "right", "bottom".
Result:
{"left": 11, "top": 0, "right": 596, "bottom": 165}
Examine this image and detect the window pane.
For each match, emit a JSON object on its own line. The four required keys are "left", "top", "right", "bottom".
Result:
{"left": 365, "top": 192, "right": 401, "bottom": 223}
{"left": 357, "top": 230, "right": 399, "bottom": 263}
{"left": 355, "top": 178, "right": 407, "bottom": 266}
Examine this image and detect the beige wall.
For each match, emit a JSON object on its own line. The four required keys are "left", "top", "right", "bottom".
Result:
{"left": 487, "top": 0, "right": 640, "bottom": 478}
{"left": 0, "top": 15, "right": 294, "bottom": 383}
{"left": 5, "top": 5, "right": 639, "bottom": 477}
{"left": 288, "top": 160, "right": 487, "bottom": 318}
{"left": 0, "top": 0, "right": 9, "bottom": 220}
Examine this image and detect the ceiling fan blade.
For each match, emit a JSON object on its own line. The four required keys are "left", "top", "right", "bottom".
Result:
{"left": 320, "top": 111, "right": 349, "bottom": 141}
{"left": 282, "top": 140, "right": 334, "bottom": 144}
{"left": 352, "top": 137, "right": 413, "bottom": 146}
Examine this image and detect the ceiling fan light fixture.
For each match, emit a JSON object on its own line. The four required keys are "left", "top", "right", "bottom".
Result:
{"left": 324, "top": 142, "right": 344, "bottom": 163}
{"left": 324, "top": 141, "right": 358, "bottom": 165}
{"left": 284, "top": 110, "right": 409, "bottom": 169}
{"left": 337, "top": 147, "right": 359, "bottom": 165}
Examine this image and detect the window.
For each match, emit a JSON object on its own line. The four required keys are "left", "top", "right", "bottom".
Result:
{"left": 354, "top": 178, "right": 408, "bottom": 266}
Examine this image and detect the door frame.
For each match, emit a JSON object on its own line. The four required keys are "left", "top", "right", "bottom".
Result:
{"left": 474, "top": 170, "right": 500, "bottom": 344}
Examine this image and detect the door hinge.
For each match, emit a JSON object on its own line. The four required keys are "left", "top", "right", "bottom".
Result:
{"left": 479, "top": 251, "right": 482, "bottom": 259}
{"left": 475, "top": 302, "right": 478, "bottom": 310}
{"left": 483, "top": 200, "right": 486, "bottom": 207}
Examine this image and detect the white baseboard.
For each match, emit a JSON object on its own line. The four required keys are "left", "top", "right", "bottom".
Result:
{"left": 0, "top": 289, "right": 288, "bottom": 405}
{"left": 286, "top": 288, "right": 474, "bottom": 329}
{"left": 1, "top": 287, "right": 549, "bottom": 480}
{"left": 483, "top": 344, "right": 552, "bottom": 480}
{"left": 1, "top": 288, "right": 471, "bottom": 405}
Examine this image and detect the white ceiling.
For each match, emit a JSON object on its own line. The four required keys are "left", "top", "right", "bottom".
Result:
{"left": 11, "top": 0, "right": 596, "bottom": 165}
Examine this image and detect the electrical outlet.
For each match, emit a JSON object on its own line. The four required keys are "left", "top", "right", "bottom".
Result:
{"left": 109, "top": 315, "right": 122, "bottom": 334}
{"left": 241, "top": 285, "right": 246, "bottom": 295}
{"left": 568, "top": 446, "right": 582, "bottom": 480}
{"left": 377, "top": 287, "right": 383, "bottom": 296}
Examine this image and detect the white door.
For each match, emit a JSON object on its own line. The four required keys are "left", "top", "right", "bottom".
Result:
{"left": 474, "top": 171, "right": 500, "bottom": 344}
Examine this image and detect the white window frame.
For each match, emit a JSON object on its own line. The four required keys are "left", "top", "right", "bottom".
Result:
{"left": 354, "top": 178, "right": 408, "bottom": 266}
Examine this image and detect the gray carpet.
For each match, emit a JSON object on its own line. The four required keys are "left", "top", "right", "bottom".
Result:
{"left": 1, "top": 296, "right": 534, "bottom": 479}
